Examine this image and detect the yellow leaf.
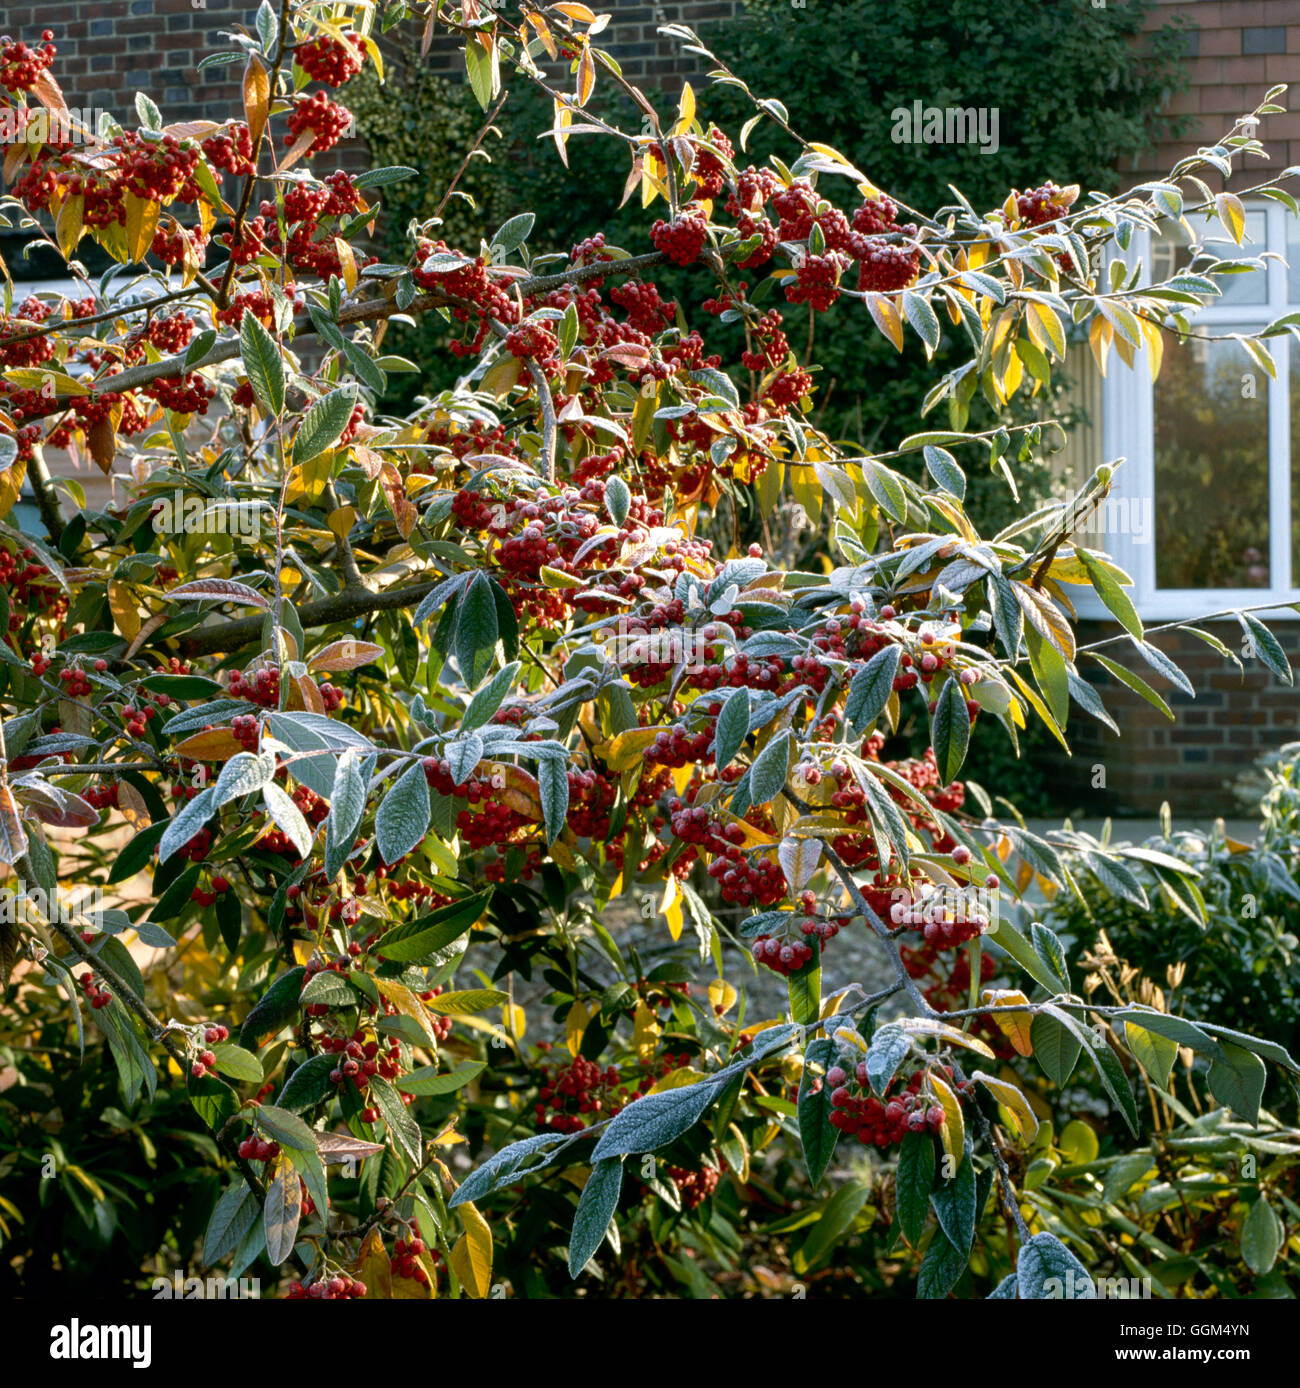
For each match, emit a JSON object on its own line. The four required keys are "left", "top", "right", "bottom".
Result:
{"left": 124, "top": 194, "right": 160, "bottom": 265}
{"left": 898, "top": 1017, "right": 994, "bottom": 1058}
{"left": 980, "top": 988, "right": 1034, "bottom": 1056}
{"left": 674, "top": 81, "right": 695, "bottom": 135}
{"left": 375, "top": 978, "right": 438, "bottom": 1045}
{"left": 708, "top": 978, "right": 737, "bottom": 1015}
{"left": 633, "top": 999, "right": 661, "bottom": 1064}
{"left": 1215, "top": 190, "right": 1246, "bottom": 245}
{"left": 974, "top": 1073, "right": 1039, "bottom": 1144}
{"left": 108, "top": 580, "right": 140, "bottom": 642}
{"left": 353, "top": 1227, "right": 393, "bottom": 1299}
{"left": 596, "top": 727, "right": 665, "bottom": 772}
{"left": 929, "top": 1071, "right": 964, "bottom": 1168}
{"left": 452, "top": 1203, "right": 493, "bottom": 1298}
{"left": 173, "top": 728, "right": 246, "bottom": 762}
{"left": 243, "top": 54, "right": 270, "bottom": 148}
{"left": 565, "top": 1000, "right": 589, "bottom": 1057}
{"left": 662, "top": 873, "right": 683, "bottom": 941}
{"left": 55, "top": 193, "right": 84, "bottom": 260}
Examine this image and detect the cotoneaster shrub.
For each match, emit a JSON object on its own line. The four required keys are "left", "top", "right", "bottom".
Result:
{"left": 0, "top": 1, "right": 1295, "bottom": 1301}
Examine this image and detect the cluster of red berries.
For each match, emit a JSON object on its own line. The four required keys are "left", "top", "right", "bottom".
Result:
{"left": 227, "top": 665, "right": 280, "bottom": 707}
{"left": 237, "top": 1134, "right": 282, "bottom": 1162}
{"left": 53, "top": 663, "right": 93, "bottom": 696}
{"left": 143, "top": 371, "right": 213, "bottom": 416}
{"left": 645, "top": 724, "right": 715, "bottom": 769}
{"left": 201, "top": 123, "right": 255, "bottom": 176}
{"left": 190, "top": 875, "right": 231, "bottom": 909}
{"left": 852, "top": 196, "right": 921, "bottom": 293}
{"left": 826, "top": 1064, "right": 967, "bottom": 1148}
{"left": 296, "top": 31, "right": 367, "bottom": 86}
{"left": 119, "top": 702, "right": 157, "bottom": 739}
{"left": 191, "top": 1048, "right": 218, "bottom": 1079}
{"left": 285, "top": 91, "right": 353, "bottom": 154}
{"left": 504, "top": 322, "right": 561, "bottom": 374}
{"left": 321, "top": 1028, "right": 409, "bottom": 1121}
{"left": 651, "top": 207, "right": 709, "bottom": 266}
{"left": 0, "top": 30, "right": 55, "bottom": 93}
{"left": 0, "top": 296, "right": 55, "bottom": 369}
{"left": 286, "top": 1273, "right": 366, "bottom": 1299}
{"left": 535, "top": 1056, "right": 633, "bottom": 1133}
{"left": 391, "top": 1233, "right": 438, "bottom": 1286}
{"left": 787, "top": 252, "right": 848, "bottom": 311}
{"left": 231, "top": 713, "right": 260, "bottom": 751}
{"left": 1015, "top": 181, "right": 1073, "bottom": 228}
{"left": 663, "top": 1162, "right": 721, "bottom": 1209}
{"left": 151, "top": 220, "right": 207, "bottom": 268}
{"left": 750, "top": 934, "right": 814, "bottom": 976}
{"left": 78, "top": 970, "right": 112, "bottom": 1010}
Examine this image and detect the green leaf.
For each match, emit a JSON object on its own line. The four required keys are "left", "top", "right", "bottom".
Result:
{"left": 1076, "top": 549, "right": 1142, "bottom": 640}
{"left": 1030, "top": 1011, "right": 1081, "bottom": 1088}
{"left": 369, "top": 1073, "right": 423, "bottom": 1165}
{"left": 396, "top": 1061, "right": 486, "bottom": 1096}
{"left": 748, "top": 728, "right": 792, "bottom": 806}
{"left": 491, "top": 212, "right": 536, "bottom": 254}
{"left": 263, "top": 1163, "right": 302, "bottom": 1267}
{"left": 786, "top": 938, "right": 820, "bottom": 1025}
{"left": 239, "top": 311, "right": 284, "bottom": 416}
{"left": 538, "top": 756, "right": 569, "bottom": 845}
{"left": 158, "top": 788, "right": 215, "bottom": 865}
{"left": 203, "top": 1180, "right": 257, "bottom": 1265}
{"left": 568, "top": 1158, "right": 623, "bottom": 1277}
{"left": 374, "top": 891, "right": 491, "bottom": 963}
{"left": 902, "top": 289, "right": 940, "bottom": 350}
{"left": 262, "top": 783, "right": 314, "bottom": 858}
{"left": 713, "top": 687, "right": 750, "bottom": 772}
{"left": 930, "top": 1146, "right": 976, "bottom": 1256}
{"left": 240, "top": 967, "right": 307, "bottom": 1048}
{"left": 454, "top": 572, "right": 499, "bottom": 689}
{"left": 844, "top": 644, "right": 900, "bottom": 734}
{"left": 922, "top": 445, "right": 965, "bottom": 498}
{"left": 931, "top": 678, "right": 970, "bottom": 784}
{"left": 896, "top": 1130, "right": 935, "bottom": 1245}
{"left": 797, "top": 1038, "right": 839, "bottom": 1189}
{"left": 1090, "top": 653, "right": 1173, "bottom": 720}
{"left": 592, "top": 1077, "right": 722, "bottom": 1160}
{"left": 276, "top": 1054, "right": 338, "bottom": 1113}
{"left": 1207, "top": 1040, "right": 1267, "bottom": 1125}
{"left": 1044, "top": 1006, "right": 1139, "bottom": 1136}
{"left": 794, "top": 1179, "right": 871, "bottom": 1273}
{"left": 325, "top": 747, "right": 366, "bottom": 880}
{"left": 1030, "top": 922, "right": 1070, "bottom": 992}
{"left": 865, "top": 1023, "right": 911, "bottom": 1096}
{"left": 449, "top": 1132, "right": 575, "bottom": 1207}
{"left": 1241, "top": 1196, "right": 1283, "bottom": 1275}
{"left": 255, "top": 1104, "right": 318, "bottom": 1151}
{"left": 293, "top": 388, "right": 357, "bottom": 466}
{"left": 463, "top": 661, "right": 521, "bottom": 732}
{"left": 375, "top": 760, "right": 431, "bottom": 866}
{"left": 211, "top": 1043, "right": 263, "bottom": 1084}
{"left": 1017, "top": 1232, "right": 1092, "bottom": 1299}
{"left": 212, "top": 751, "right": 275, "bottom": 807}
{"left": 1238, "top": 611, "right": 1293, "bottom": 685}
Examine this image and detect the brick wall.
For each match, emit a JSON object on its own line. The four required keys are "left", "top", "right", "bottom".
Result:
{"left": 1042, "top": 620, "right": 1299, "bottom": 814}
{"left": 1138, "top": 0, "right": 1300, "bottom": 185}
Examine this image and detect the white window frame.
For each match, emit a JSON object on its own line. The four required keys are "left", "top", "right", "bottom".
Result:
{"left": 1083, "top": 199, "right": 1298, "bottom": 622}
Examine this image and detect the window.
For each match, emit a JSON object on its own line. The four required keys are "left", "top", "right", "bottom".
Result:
{"left": 1087, "top": 200, "right": 1298, "bottom": 620}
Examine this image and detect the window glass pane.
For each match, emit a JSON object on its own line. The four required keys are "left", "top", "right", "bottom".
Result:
{"left": 1152, "top": 212, "right": 1268, "bottom": 308}
{"left": 1154, "top": 329, "right": 1270, "bottom": 588}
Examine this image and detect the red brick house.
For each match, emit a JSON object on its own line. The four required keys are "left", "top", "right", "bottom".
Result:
{"left": 5, "top": 0, "right": 1297, "bottom": 813}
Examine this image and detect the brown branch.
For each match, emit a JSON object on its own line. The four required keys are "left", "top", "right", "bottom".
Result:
{"left": 173, "top": 578, "right": 442, "bottom": 657}
{"left": 32, "top": 252, "right": 665, "bottom": 413}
